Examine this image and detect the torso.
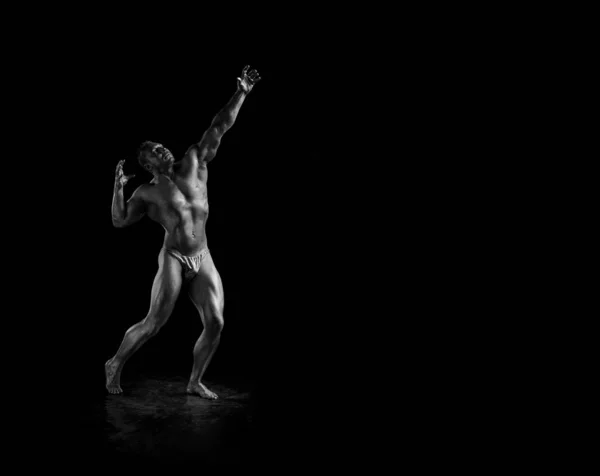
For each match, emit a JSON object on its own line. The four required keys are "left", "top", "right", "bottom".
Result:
{"left": 143, "top": 160, "right": 209, "bottom": 256}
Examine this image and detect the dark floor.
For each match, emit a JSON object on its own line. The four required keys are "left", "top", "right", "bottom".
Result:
{"left": 72, "top": 374, "right": 259, "bottom": 469}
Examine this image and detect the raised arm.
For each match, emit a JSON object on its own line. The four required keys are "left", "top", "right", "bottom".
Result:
{"left": 112, "top": 160, "right": 146, "bottom": 228}
{"left": 188, "top": 65, "right": 261, "bottom": 164}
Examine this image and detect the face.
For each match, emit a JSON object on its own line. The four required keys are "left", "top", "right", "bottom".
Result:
{"left": 142, "top": 143, "right": 175, "bottom": 173}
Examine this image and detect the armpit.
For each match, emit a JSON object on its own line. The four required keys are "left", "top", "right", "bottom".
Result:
{"left": 185, "top": 144, "right": 214, "bottom": 165}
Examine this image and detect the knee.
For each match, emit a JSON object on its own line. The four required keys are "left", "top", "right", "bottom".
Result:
{"left": 206, "top": 312, "right": 224, "bottom": 337}
{"left": 146, "top": 322, "right": 161, "bottom": 337}
{"left": 140, "top": 320, "right": 159, "bottom": 338}
{"left": 143, "top": 313, "right": 170, "bottom": 337}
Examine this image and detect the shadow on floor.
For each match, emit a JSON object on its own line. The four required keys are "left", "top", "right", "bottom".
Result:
{"left": 76, "top": 375, "right": 257, "bottom": 469}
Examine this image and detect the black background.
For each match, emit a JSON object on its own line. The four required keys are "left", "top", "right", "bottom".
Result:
{"left": 55, "top": 55, "right": 314, "bottom": 388}
{"left": 9, "top": 14, "right": 498, "bottom": 469}
{"left": 18, "top": 25, "right": 362, "bottom": 469}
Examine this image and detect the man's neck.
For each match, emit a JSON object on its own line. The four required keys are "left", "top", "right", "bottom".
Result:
{"left": 151, "top": 168, "right": 174, "bottom": 184}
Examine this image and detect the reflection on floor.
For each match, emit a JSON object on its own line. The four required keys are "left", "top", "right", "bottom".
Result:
{"left": 77, "top": 375, "right": 257, "bottom": 468}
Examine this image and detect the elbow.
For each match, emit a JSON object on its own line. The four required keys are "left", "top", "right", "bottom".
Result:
{"left": 112, "top": 218, "right": 125, "bottom": 228}
{"left": 213, "top": 116, "right": 232, "bottom": 132}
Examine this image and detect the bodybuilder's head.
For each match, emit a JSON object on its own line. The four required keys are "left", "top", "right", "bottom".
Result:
{"left": 137, "top": 141, "right": 175, "bottom": 174}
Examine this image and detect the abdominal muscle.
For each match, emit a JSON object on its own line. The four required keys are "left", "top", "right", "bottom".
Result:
{"left": 158, "top": 211, "right": 209, "bottom": 256}
{"left": 146, "top": 177, "right": 210, "bottom": 257}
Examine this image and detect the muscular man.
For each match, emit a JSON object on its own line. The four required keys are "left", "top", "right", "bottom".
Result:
{"left": 105, "top": 65, "right": 261, "bottom": 399}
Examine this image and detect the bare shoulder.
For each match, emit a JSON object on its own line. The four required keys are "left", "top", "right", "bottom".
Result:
{"left": 179, "top": 145, "right": 209, "bottom": 179}
{"left": 185, "top": 144, "right": 212, "bottom": 166}
{"left": 172, "top": 145, "right": 198, "bottom": 177}
{"left": 185, "top": 144, "right": 200, "bottom": 160}
{"left": 130, "top": 183, "right": 152, "bottom": 201}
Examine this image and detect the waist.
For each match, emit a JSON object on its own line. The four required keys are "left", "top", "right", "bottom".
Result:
{"left": 163, "top": 243, "right": 209, "bottom": 257}
{"left": 164, "top": 246, "right": 209, "bottom": 260}
{"left": 163, "top": 231, "right": 207, "bottom": 256}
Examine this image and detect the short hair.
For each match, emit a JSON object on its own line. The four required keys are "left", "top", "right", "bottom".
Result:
{"left": 137, "top": 141, "right": 159, "bottom": 169}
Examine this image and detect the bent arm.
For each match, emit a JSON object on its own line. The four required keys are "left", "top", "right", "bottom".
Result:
{"left": 112, "top": 184, "right": 146, "bottom": 228}
{"left": 190, "top": 89, "right": 249, "bottom": 163}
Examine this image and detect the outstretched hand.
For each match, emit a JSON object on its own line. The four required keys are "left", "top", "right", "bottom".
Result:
{"left": 115, "top": 160, "right": 135, "bottom": 187}
{"left": 237, "top": 65, "right": 261, "bottom": 93}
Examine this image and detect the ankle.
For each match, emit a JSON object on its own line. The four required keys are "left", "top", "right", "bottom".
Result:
{"left": 107, "top": 358, "right": 120, "bottom": 368}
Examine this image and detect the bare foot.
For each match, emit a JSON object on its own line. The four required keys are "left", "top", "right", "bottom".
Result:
{"left": 105, "top": 360, "right": 122, "bottom": 394}
{"left": 186, "top": 381, "right": 218, "bottom": 400}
